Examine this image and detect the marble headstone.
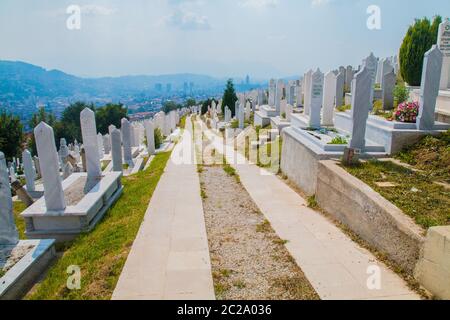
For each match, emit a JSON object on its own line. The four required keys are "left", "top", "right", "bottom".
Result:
{"left": 22, "top": 149, "right": 36, "bottom": 192}
{"left": 121, "top": 118, "right": 133, "bottom": 165}
{"left": 80, "top": 108, "right": 102, "bottom": 178}
{"left": 0, "top": 151, "right": 19, "bottom": 245}
{"left": 308, "top": 69, "right": 324, "bottom": 128}
{"left": 322, "top": 71, "right": 337, "bottom": 126}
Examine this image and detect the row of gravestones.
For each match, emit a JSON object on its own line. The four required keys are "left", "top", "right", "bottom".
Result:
{"left": 303, "top": 46, "right": 443, "bottom": 149}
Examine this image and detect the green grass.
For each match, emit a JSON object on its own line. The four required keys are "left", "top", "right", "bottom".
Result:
{"left": 343, "top": 159, "right": 450, "bottom": 228}
{"left": 336, "top": 104, "right": 351, "bottom": 112}
{"left": 13, "top": 201, "right": 27, "bottom": 239}
{"left": 223, "top": 163, "right": 240, "bottom": 183}
{"left": 395, "top": 130, "right": 450, "bottom": 182}
{"left": 26, "top": 151, "right": 172, "bottom": 300}
{"left": 179, "top": 115, "right": 187, "bottom": 129}
{"left": 307, "top": 195, "right": 318, "bottom": 209}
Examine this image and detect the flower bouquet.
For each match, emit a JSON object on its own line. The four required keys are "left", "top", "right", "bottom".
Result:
{"left": 394, "top": 101, "right": 419, "bottom": 123}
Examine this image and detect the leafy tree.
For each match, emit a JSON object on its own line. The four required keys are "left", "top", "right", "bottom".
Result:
{"left": 201, "top": 98, "right": 217, "bottom": 115}
{"left": 28, "top": 107, "right": 57, "bottom": 155}
{"left": 0, "top": 110, "right": 24, "bottom": 160}
{"left": 96, "top": 103, "right": 128, "bottom": 134}
{"left": 399, "top": 16, "right": 442, "bottom": 86}
{"left": 162, "top": 101, "right": 181, "bottom": 114}
{"left": 59, "top": 102, "right": 95, "bottom": 144}
{"left": 222, "top": 79, "right": 238, "bottom": 116}
{"left": 184, "top": 98, "right": 196, "bottom": 108}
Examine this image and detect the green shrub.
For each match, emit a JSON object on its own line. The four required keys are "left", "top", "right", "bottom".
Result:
{"left": 336, "top": 105, "right": 351, "bottom": 112}
{"left": 399, "top": 16, "right": 442, "bottom": 86}
{"left": 393, "top": 84, "right": 409, "bottom": 106}
{"left": 372, "top": 100, "right": 383, "bottom": 115}
{"left": 328, "top": 136, "right": 348, "bottom": 145}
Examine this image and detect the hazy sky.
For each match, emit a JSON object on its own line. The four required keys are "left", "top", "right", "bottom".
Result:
{"left": 0, "top": 0, "right": 448, "bottom": 79}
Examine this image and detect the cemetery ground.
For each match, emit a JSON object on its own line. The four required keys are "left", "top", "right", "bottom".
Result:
{"left": 199, "top": 165, "right": 318, "bottom": 300}
{"left": 12, "top": 152, "right": 172, "bottom": 300}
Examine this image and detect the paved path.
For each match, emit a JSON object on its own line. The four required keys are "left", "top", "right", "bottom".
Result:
{"left": 113, "top": 119, "right": 215, "bottom": 300}
{"left": 202, "top": 124, "right": 420, "bottom": 300}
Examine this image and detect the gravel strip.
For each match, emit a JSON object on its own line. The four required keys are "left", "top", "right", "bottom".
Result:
{"left": 200, "top": 165, "right": 319, "bottom": 300}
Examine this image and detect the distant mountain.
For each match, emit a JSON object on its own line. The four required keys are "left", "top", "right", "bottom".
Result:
{"left": 0, "top": 60, "right": 225, "bottom": 101}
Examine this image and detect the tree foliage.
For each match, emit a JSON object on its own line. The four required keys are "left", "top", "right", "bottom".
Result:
{"left": 221, "top": 79, "right": 238, "bottom": 116}
{"left": 96, "top": 103, "right": 128, "bottom": 134}
{"left": 201, "top": 98, "right": 217, "bottom": 115}
{"left": 162, "top": 101, "right": 182, "bottom": 114}
{"left": 0, "top": 110, "right": 24, "bottom": 161}
{"left": 399, "top": 16, "right": 442, "bottom": 86}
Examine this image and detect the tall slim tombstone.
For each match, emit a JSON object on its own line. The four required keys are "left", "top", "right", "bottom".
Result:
{"left": 80, "top": 108, "right": 102, "bottom": 179}
{"left": 97, "top": 133, "right": 104, "bottom": 160}
{"left": 275, "top": 80, "right": 284, "bottom": 114}
{"left": 345, "top": 66, "right": 354, "bottom": 88}
{"left": 363, "top": 52, "right": 378, "bottom": 105}
{"left": 0, "top": 151, "right": 19, "bottom": 245}
{"left": 145, "top": 120, "right": 156, "bottom": 155}
{"left": 33, "top": 156, "right": 41, "bottom": 178}
{"left": 111, "top": 129, "right": 123, "bottom": 172}
{"left": 336, "top": 71, "right": 345, "bottom": 108}
{"left": 34, "top": 122, "right": 66, "bottom": 211}
{"left": 238, "top": 104, "right": 245, "bottom": 129}
{"left": 349, "top": 67, "right": 372, "bottom": 150}
{"left": 304, "top": 70, "right": 313, "bottom": 115}
{"left": 295, "top": 83, "right": 303, "bottom": 107}
{"left": 308, "top": 69, "right": 324, "bottom": 128}
{"left": 103, "top": 134, "right": 111, "bottom": 155}
{"left": 417, "top": 45, "right": 444, "bottom": 130}
{"left": 322, "top": 71, "right": 337, "bottom": 126}
{"left": 438, "top": 19, "right": 450, "bottom": 89}
{"left": 382, "top": 70, "right": 396, "bottom": 110}
{"left": 121, "top": 118, "right": 133, "bottom": 165}
{"left": 379, "top": 59, "right": 394, "bottom": 88}
{"left": 22, "top": 149, "right": 36, "bottom": 192}
{"left": 268, "top": 79, "right": 276, "bottom": 107}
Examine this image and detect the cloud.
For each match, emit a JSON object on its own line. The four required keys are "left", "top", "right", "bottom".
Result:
{"left": 239, "top": 0, "right": 278, "bottom": 9}
{"left": 162, "top": 9, "right": 211, "bottom": 30}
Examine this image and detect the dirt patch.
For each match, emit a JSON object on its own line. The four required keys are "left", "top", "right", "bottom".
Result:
{"left": 64, "top": 176, "right": 102, "bottom": 206}
{"left": 0, "top": 243, "right": 35, "bottom": 277}
{"left": 199, "top": 165, "right": 319, "bottom": 300}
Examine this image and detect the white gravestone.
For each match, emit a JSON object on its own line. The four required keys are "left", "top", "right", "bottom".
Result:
{"left": 97, "top": 133, "right": 104, "bottom": 160}
{"left": 308, "top": 69, "right": 324, "bottom": 128}
{"left": 304, "top": 70, "right": 313, "bottom": 115}
{"left": 417, "top": 45, "right": 444, "bottom": 130}
{"left": 295, "top": 84, "right": 303, "bottom": 107}
{"left": 275, "top": 80, "right": 284, "bottom": 114}
{"left": 58, "top": 138, "right": 69, "bottom": 167}
{"left": 22, "top": 149, "right": 36, "bottom": 192}
{"left": 336, "top": 71, "right": 345, "bottom": 107}
{"left": 103, "top": 135, "right": 111, "bottom": 155}
{"left": 0, "top": 151, "right": 19, "bottom": 245}
{"left": 121, "top": 118, "right": 134, "bottom": 165}
{"left": 322, "top": 71, "right": 338, "bottom": 126}
{"left": 349, "top": 67, "right": 372, "bottom": 150}
{"left": 438, "top": 19, "right": 450, "bottom": 89}
{"left": 80, "top": 108, "right": 102, "bottom": 179}
{"left": 145, "top": 120, "right": 156, "bottom": 155}
{"left": 363, "top": 52, "right": 378, "bottom": 104}
{"left": 268, "top": 79, "right": 276, "bottom": 107}
{"left": 382, "top": 70, "right": 396, "bottom": 110}
{"left": 238, "top": 104, "right": 245, "bottom": 129}
{"left": 111, "top": 129, "right": 123, "bottom": 172}
{"left": 34, "top": 122, "right": 66, "bottom": 211}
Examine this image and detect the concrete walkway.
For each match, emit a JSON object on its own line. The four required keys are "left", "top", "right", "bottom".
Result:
{"left": 202, "top": 124, "right": 420, "bottom": 300}
{"left": 113, "top": 119, "right": 215, "bottom": 300}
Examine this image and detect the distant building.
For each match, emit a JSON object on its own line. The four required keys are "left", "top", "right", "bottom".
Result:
{"left": 183, "top": 82, "right": 189, "bottom": 94}
{"left": 189, "top": 82, "right": 194, "bottom": 95}
{"left": 155, "top": 83, "right": 163, "bottom": 92}
{"left": 246, "top": 75, "right": 250, "bottom": 85}
{"left": 166, "top": 83, "right": 172, "bottom": 93}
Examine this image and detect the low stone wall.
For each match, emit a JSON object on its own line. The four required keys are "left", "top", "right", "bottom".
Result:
{"left": 281, "top": 128, "right": 331, "bottom": 196}
{"left": 315, "top": 160, "right": 425, "bottom": 273}
{"left": 415, "top": 227, "right": 450, "bottom": 299}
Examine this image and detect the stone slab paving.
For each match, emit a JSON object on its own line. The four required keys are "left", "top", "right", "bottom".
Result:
{"left": 113, "top": 119, "right": 215, "bottom": 300}
{"left": 202, "top": 125, "right": 421, "bottom": 300}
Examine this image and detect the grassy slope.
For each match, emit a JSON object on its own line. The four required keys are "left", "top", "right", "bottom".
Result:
{"left": 13, "top": 201, "right": 27, "bottom": 239}
{"left": 27, "top": 151, "right": 172, "bottom": 300}
{"left": 344, "top": 159, "right": 450, "bottom": 229}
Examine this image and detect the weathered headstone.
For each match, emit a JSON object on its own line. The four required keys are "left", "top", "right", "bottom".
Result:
{"left": 304, "top": 70, "right": 313, "bottom": 115}
{"left": 308, "top": 69, "right": 324, "bottom": 128}
{"left": 345, "top": 66, "right": 354, "bottom": 88}
{"left": 335, "top": 71, "right": 345, "bottom": 108}
{"left": 103, "top": 134, "right": 111, "bottom": 155}
{"left": 417, "top": 45, "right": 444, "bottom": 130}
{"left": 34, "top": 122, "right": 66, "bottom": 211}
{"left": 97, "top": 133, "right": 105, "bottom": 160}
{"left": 268, "top": 79, "right": 276, "bottom": 107}
{"left": 58, "top": 138, "right": 69, "bottom": 167}
{"left": 382, "top": 70, "right": 396, "bottom": 110}
{"left": 121, "top": 118, "right": 133, "bottom": 165}
{"left": 22, "top": 149, "right": 36, "bottom": 192}
{"left": 275, "top": 80, "right": 284, "bottom": 114}
{"left": 33, "top": 156, "right": 41, "bottom": 178}
{"left": 438, "top": 19, "right": 450, "bottom": 89}
{"left": 363, "top": 52, "right": 378, "bottom": 104}
{"left": 111, "top": 129, "right": 123, "bottom": 172}
{"left": 0, "top": 151, "right": 19, "bottom": 245}
{"left": 349, "top": 67, "right": 372, "bottom": 150}
{"left": 238, "top": 103, "right": 245, "bottom": 129}
{"left": 322, "top": 71, "right": 337, "bottom": 126}
{"left": 145, "top": 120, "right": 155, "bottom": 155}
{"left": 80, "top": 108, "right": 102, "bottom": 178}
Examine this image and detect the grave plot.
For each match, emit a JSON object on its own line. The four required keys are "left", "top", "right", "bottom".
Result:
{"left": 199, "top": 165, "right": 319, "bottom": 300}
